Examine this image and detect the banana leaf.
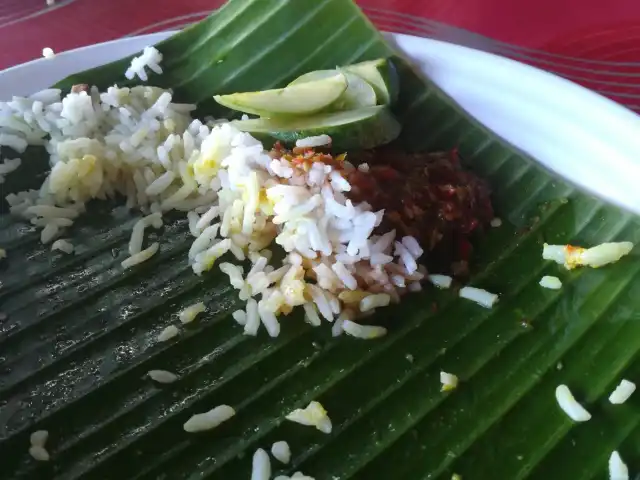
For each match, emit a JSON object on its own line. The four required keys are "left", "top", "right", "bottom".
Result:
{"left": 1, "top": 0, "right": 639, "bottom": 478}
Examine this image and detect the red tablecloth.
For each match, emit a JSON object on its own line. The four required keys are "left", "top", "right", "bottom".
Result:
{"left": 2, "top": 0, "right": 640, "bottom": 111}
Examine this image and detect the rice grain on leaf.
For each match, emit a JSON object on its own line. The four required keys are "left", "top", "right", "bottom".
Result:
{"left": 157, "top": 325, "right": 179, "bottom": 342}
{"left": 609, "top": 451, "right": 629, "bottom": 480}
{"left": 147, "top": 369, "right": 178, "bottom": 384}
{"left": 251, "top": 448, "right": 271, "bottom": 480}
{"left": 183, "top": 405, "right": 235, "bottom": 433}
{"left": 286, "top": 401, "right": 332, "bottom": 434}
{"left": 609, "top": 379, "right": 636, "bottom": 404}
{"left": 178, "top": 302, "right": 206, "bottom": 324}
{"left": 271, "top": 440, "right": 291, "bottom": 464}
{"left": 555, "top": 385, "right": 591, "bottom": 422}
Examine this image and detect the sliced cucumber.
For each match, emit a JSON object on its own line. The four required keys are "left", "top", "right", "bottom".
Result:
{"left": 232, "top": 105, "right": 401, "bottom": 150}
{"left": 289, "top": 69, "right": 377, "bottom": 111}
{"left": 343, "top": 58, "right": 398, "bottom": 105}
{"left": 213, "top": 73, "right": 347, "bottom": 116}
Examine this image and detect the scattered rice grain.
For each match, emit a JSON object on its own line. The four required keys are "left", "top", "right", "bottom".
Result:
{"left": 29, "top": 445, "right": 50, "bottom": 462}
{"left": 539, "top": 275, "right": 562, "bottom": 289}
{"left": 251, "top": 448, "right": 271, "bottom": 480}
{"left": 147, "top": 369, "right": 178, "bottom": 383}
{"left": 179, "top": 302, "right": 206, "bottom": 324}
{"left": 609, "top": 451, "right": 629, "bottom": 480}
{"left": 440, "top": 371, "right": 459, "bottom": 391}
{"left": 157, "top": 325, "right": 179, "bottom": 342}
{"left": 428, "top": 274, "right": 452, "bottom": 289}
{"left": 271, "top": 440, "right": 291, "bottom": 464}
{"left": 51, "top": 238, "right": 73, "bottom": 254}
{"left": 30, "top": 430, "right": 49, "bottom": 448}
{"left": 555, "top": 384, "right": 591, "bottom": 421}
{"left": 285, "top": 401, "right": 332, "bottom": 434}
{"left": 609, "top": 379, "right": 636, "bottom": 404}
{"left": 459, "top": 286, "right": 498, "bottom": 308}
{"left": 183, "top": 405, "right": 235, "bottom": 432}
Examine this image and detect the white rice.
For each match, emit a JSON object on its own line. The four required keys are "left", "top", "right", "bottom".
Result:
{"left": 609, "top": 451, "right": 629, "bottom": 480}
{"left": 401, "top": 235, "right": 423, "bottom": 258}
{"left": 29, "top": 445, "right": 50, "bottom": 462}
{"left": 157, "top": 325, "right": 179, "bottom": 342}
{"left": 188, "top": 223, "right": 220, "bottom": 260}
{"left": 251, "top": 448, "right": 271, "bottom": 480}
{"left": 459, "top": 286, "right": 498, "bottom": 308}
{"left": 121, "top": 242, "right": 159, "bottom": 269}
{"left": 129, "top": 219, "right": 146, "bottom": 255}
{"left": 42, "top": 47, "right": 55, "bottom": 59}
{"left": 51, "top": 238, "right": 74, "bottom": 254}
{"left": 539, "top": 275, "right": 562, "bottom": 289}
{"left": 543, "top": 242, "right": 633, "bottom": 269}
{"left": 183, "top": 405, "right": 235, "bottom": 432}
{"left": 187, "top": 210, "right": 200, "bottom": 237}
{"left": 258, "top": 301, "right": 281, "bottom": 337}
{"left": 360, "top": 293, "right": 391, "bottom": 312}
{"left": 243, "top": 298, "right": 260, "bottom": 336}
{"left": 3, "top": 82, "right": 433, "bottom": 341}
{"left": 196, "top": 205, "right": 219, "bottom": 230}
{"left": 271, "top": 441, "right": 291, "bottom": 464}
{"left": 147, "top": 369, "right": 178, "bottom": 383}
{"left": 428, "top": 274, "right": 452, "bottom": 289}
{"left": 342, "top": 319, "right": 387, "bottom": 339}
{"left": 285, "top": 401, "right": 332, "bottom": 434}
{"left": 303, "top": 302, "right": 322, "bottom": 327}
{"left": 440, "top": 371, "right": 459, "bottom": 391}
{"left": 555, "top": 384, "right": 591, "bottom": 422}
{"left": 30, "top": 430, "right": 49, "bottom": 448}
{"left": 125, "top": 46, "right": 164, "bottom": 82}
{"left": 145, "top": 171, "right": 176, "bottom": 196}
{"left": 295, "top": 134, "right": 331, "bottom": 148}
{"left": 179, "top": 302, "right": 206, "bottom": 324}
{"left": 0, "top": 133, "right": 28, "bottom": 152}
{"left": 232, "top": 309, "right": 247, "bottom": 325}
{"left": 608, "top": 379, "right": 636, "bottom": 404}
{"left": 41, "top": 223, "right": 59, "bottom": 244}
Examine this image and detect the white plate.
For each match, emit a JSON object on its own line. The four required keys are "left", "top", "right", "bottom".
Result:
{"left": 1, "top": 32, "right": 640, "bottom": 214}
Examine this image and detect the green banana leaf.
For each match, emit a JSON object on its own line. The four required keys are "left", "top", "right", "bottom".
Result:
{"left": 1, "top": 0, "right": 639, "bottom": 478}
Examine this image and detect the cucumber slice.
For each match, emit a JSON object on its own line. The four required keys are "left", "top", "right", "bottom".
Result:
{"left": 232, "top": 105, "right": 401, "bottom": 150}
{"left": 289, "top": 69, "right": 377, "bottom": 110}
{"left": 213, "top": 73, "right": 347, "bottom": 116}
{"left": 343, "top": 58, "right": 398, "bottom": 105}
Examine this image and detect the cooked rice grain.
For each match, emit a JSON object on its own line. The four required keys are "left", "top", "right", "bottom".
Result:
{"left": 29, "top": 445, "right": 50, "bottom": 462}
{"left": 251, "top": 448, "right": 271, "bottom": 480}
{"left": 179, "top": 302, "right": 206, "bottom": 324}
{"left": 148, "top": 369, "right": 178, "bottom": 383}
{"left": 29, "top": 430, "right": 49, "bottom": 448}
{"left": 271, "top": 441, "right": 291, "bottom": 464}
{"left": 342, "top": 319, "right": 387, "bottom": 339}
{"left": 555, "top": 384, "right": 591, "bottom": 422}
{"left": 183, "top": 405, "right": 235, "bottom": 432}
{"left": 609, "top": 379, "right": 636, "bottom": 404}
{"left": 121, "top": 242, "right": 159, "bottom": 269}
{"left": 157, "top": 325, "right": 179, "bottom": 342}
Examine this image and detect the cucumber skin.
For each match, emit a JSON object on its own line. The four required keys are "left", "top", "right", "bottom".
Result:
{"left": 344, "top": 58, "right": 399, "bottom": 106}
{"left": 263, "top": 109, "right": 401, "bottom": 150}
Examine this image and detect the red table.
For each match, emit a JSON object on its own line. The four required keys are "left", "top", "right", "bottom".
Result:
{"left": 3, "top": 0, "right": 640, "bottom": 112}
